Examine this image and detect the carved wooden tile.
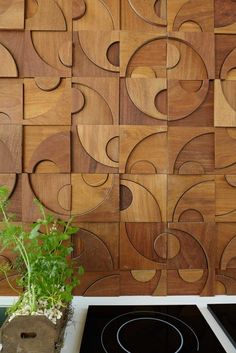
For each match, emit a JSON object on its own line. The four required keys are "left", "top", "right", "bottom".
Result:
{"left": 73, "top": 271, "right": 120, "bottom": 296}
{"left": 167, "top": 269, "right": 213, "bottom": 296}
{"left": 120, "top": 270, "right": 167, "bottom": 296}
{"left": 167, "top": 0, "right": 214, "bottom": 32}
{"left": 0, "top": 174, "right": 22, "bottom": 221}
{"left": 0, "top": 79, "right": 23, "bottom": 124}
{"left": 73, "top": 0, "right": 119, "bottom": 30}
{"left": 73, "top": 31, "right": 119, "bottom": 77}
{"left": 168, "top": 127, "right": 215, "bottom": 174}
{"left": 167, "top": 222, "right": 216, "bottom": 295}
{"left": 0, "top": 0, "right": 24, "bottom": 30}
{"left": 23, "top": 78, "right": 71, "bottom": 125}
{"left": 23, "top": 126, "right": 71, "bottom": 173}
{"left": 216, "top": 223, "right": 236, "bottom": 270}
{"left": 120, "top": 223, "right": 167, "bottom": 270}
{"left": 0, "top": 125, "right": 22, "bottom": 173}
{"left": 216, "top": 269, "right": 236, "bottom": 295}
{"left": 215, "top": 269, "right": 236, "bottom": 295}
{"left": 120, "top": 126, "right": 167, "bottom": 173}
{"left": 72, "top": 77, "right": 119, "bottom": 125}
{"left": 215, "top": 128, "right": 236, "bottom": 173}
{"left": 215, "top": 34, "right": 236, "bottom": 79}
{"left": 72, "top": 223, "right": 119, "bottom": 271}
{"left": 73, "top": 125, "right": 119, "bottom": 173}
{"left": 216, "top": 175, "right": 236, "bottom": 222}
{"left": 25, "top": 0, "right": 71, "bottom": 31}
{"left": 120, "top": 174, "right": 167, "bottom": 222}
{"left": 167, "top": 223, "right": 216, "bottom": 272}
{"left": 168, "top": 175, "right": 215, "bottom": 222}
{"left": 121, "top": 0, "right": 167, "bottom": 32}
{"left": 168, "top": 32, "right": 215, "bottom": 80}
{"left": 168, "top": 80, "right": 214, "bottom": 127}
{"left": 120, "top": 31, "right": 167, "bottom": 78}
{"left": 215, "top": 0, "right": 236, "bottom": 34}
{"left": 215, "top": 80, "right": 236, "bottom": 126}
{"left": 24, "top": 31, "right": 72, "bottom": 77}
{"left": 22, "top": 173, "right": 71, "bottom": 222}
{"left": 120, "top": 78, "right": 167, "bottom": 125}
{"left": 71, "top": 174, "right": 119, "bottom": 222}
{"left": 0, "top": 31, "right": 24, "bottom": 77}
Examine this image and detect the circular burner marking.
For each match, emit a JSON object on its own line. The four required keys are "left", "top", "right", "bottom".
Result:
{"left": 116, "top": 317, "right": 183, "bottom": 353}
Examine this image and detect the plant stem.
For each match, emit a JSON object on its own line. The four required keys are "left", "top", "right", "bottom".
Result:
{"left": 1, "top": 271, "right": 21, "bottom": 295}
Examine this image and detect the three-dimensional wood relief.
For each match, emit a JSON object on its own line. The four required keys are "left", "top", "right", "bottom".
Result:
{"left": 0, "top": 0, "right": 236, "bottom": 296}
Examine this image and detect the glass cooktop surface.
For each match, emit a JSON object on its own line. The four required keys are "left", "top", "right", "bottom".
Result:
{"left": 208, "top": 304, "right": 236, "bottom": 348}
{"left": 80, "top": 305, "right": 226, "bottom": 353}
{"left": 0, "top": 308, "right": 7, "bottom": 327}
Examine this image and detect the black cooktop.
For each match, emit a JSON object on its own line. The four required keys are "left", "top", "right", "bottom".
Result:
{"left": 79, "top": 305, "right": 226, "bottom": 353}
{"left": 208, "top": 304, "right": 236, "bottom": 348}
{"left": 0, "top": 308, "right": 6, "bottom": 328}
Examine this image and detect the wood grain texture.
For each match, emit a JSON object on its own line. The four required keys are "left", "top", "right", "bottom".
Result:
{"left": 73, "top": 271, "right": 120, "bottom": 296}
{"left": 215, "top": 80, "right": 236, "bottom": 126}
{"left": 167, "top": 223, "right": 215, "bottom": 276}
{"left": 71, "top": 174, "right": 119, "bottom": 222}
{"left": 23, "top": 126, "right": 71, "bottom": 173}
{"left": 0, "top": 31, "right": 24, "bottom": 77}
{"left": 215, "top": 269, "right": 236, "bottom": 295}
{"left": 25, "top": 0, "right": 71, "bottom": 31}
{"left": 168, "top": 127, "right": 215, "bottom": 174}
{"left": 214, "top": 0, "right": 236, "bottom": 34}
{"left": 120, "top": 78, "right": 167, "bottom": 125}
{"left": 0, "top": 80, "right": 23, "bottom": 124}
{"left": 216, "top": 223, "right": 236, "bottom": 270}
{"left": 120, "top": 174, "right": 167, "bottom": 222}
{"left": 24, "top": 78, "right": 71, "bottom": 125}
{"left": 73, "top": 31, "right": 119, "bottom": 77}
{"left": 215, "top": 34, "right": 236, "bottom": 79}
{"left": 120, "top": 31, "right": 167, "bottom": 78}
{"left": 22, "top": 173, "right": 71, "bottom": 222}
{"left": 121, "top": 0, "right": 167, "bottom": 31}
{"left": 215, "top": 128, "right": 236, "bottom": 173}
{"left": 216, "top": 175, "right": 236, "bottom": 222}
{"left": 167, "top": 0, "right": 214, "bottom": 32}
{"left": 0, "top": 125, "right": 22, "bottom": 173}
{"left": 120, "top": 223, "right": 167, "bottom": 270}
{"left": 0, "top": 0, "right": 24, "bottom": 30}
{"left": 74, "top": 125, "right": 119, "bottom": 173}
{"left": 120, "top": 126, "right": 168, "bottom": 173}
{"left": 168, "top": 269, "right": 212, "bottom": 296}
{"left": 73, "top": 0, "right": 119, "bottom": 30}
{"left": 1, "top": 2, "right": 236, "bottom": 296}
{"left": 168, "top": 175, "right": 215, "bottom": 222}
{"left": 168, "top": 32, "right": 215, "bottom": 79}
{"left": 120, "top": 270, "right": 167, "bottom": 296}
{"left": 72, "top": 77, "right": 119, "bottom": 125}
{"left": 24, "top": 31, "right": 72, "bottom": 77}
{"left": 168, "top": 80, "right": 214, "bottom": 126}
{"left": 72, "top": 223, "right": 119, "bottom": 271}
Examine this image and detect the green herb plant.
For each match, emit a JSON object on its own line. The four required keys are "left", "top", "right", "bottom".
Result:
{"left": 0, "top": 186, "right": 84, "bottom": 323}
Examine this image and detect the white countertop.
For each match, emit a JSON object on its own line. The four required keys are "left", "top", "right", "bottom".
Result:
{"left": 1, "top": 296, "right": 236, "bottom": 353}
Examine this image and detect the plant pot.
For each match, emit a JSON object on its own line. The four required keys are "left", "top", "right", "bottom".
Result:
{"left": 0, "top": 308, "right": 68, "bottom": 353}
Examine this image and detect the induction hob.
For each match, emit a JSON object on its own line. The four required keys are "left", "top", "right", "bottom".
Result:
{"left": 79, "top": 305, "right": 226, "bottom": 353}
{"left": 0, "top": 308, "right": 6, "bottom": 327}
{"left": 208, "top": 304, "right": 236, "bottom": 348}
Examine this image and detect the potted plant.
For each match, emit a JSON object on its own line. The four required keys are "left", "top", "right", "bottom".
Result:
{"left": 0, "top": 186, "right": 84, "bottom": 353}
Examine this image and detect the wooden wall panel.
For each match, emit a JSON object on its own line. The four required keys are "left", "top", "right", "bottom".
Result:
{"left": 0, "top": 0, "right": 24, "bottom": 30}
{"left": 0, "top": 0, "right": 236, "bottom": 296}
